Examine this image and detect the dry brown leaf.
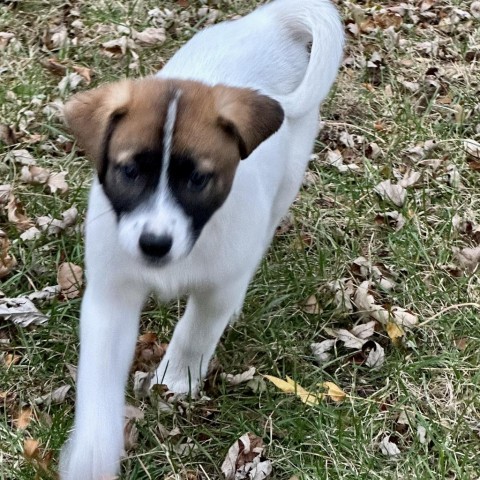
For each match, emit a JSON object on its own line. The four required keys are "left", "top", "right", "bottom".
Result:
{"left": 0, "top": 184, "right": 12, "bottom": 205}
{"left": 374, "top": 180, "right": 406, "bottom": 207}
{"left": 0, "top": 124, "right": 17, "bottom": 145}
{"left": 0, "top": 229, "right": 16, "bottom": 279}
{"left": 15, "top": 406, "right": 33, "bottom": 429}
{"left": 57, "top": 262, "right": 83, "bottom": 299}
{"left": 4, "top": 353, "right": 21, "bottom": 367}
{"left": 20, "top": 165, "right": 51, "bottom": 185}
{"left": 301, "top": 294, "right": 321, "bottom": 315}
{"left": 72, "top": 65, "right": 93, "bottom": 84}
{"left": 132, "top": 332, "right": 167, "bottom": 372}
{"left": 0, "top": 32, "right": 15, "bottom": 50}
{"left": 34, "top": 385, "right": 71, "bottom": 406}
{"left": 20, "top": 227, "right": 41, "bottom": 241}
{"left": 311, "top": 339, "right": 336, "bottom": 363}
{"left": 454, "top": 246, "right": 480, "bottom": 273}
{"left": 328, "top": 278, "right": 355, "bottom": 312}
{"left": 221, "top": 366, "right": 256, "bottom": 386}
{"left": 46, "top": 171, "right": 68, "bottom": 194}
{"left": 221, "top": 432, "right": 272, "bottom": 480}
{"left": 133, "top": 27, "right": 166, "bottom": 46}
{"left": 124, "top": 404, "right": 144, "bottom": 451}
{"left": 40, "top": 57, "right": 68, "bottom": 76}
{"left": 11, "top": 149, "right": 36, "bottom": 165}
{"left": 364, "top": 341, "right": 385, "bottom": 369}
{"left": 7, "top": 194, "right": 34, "bottom": 231}
{"left": 102, "top": 37, "right": 137, "bottom": 57}
{"left": 0, "top": 297, "right": 49, "bottom": 326}
{"left": 375, "top": 211, "right": 406, "bottom": 231}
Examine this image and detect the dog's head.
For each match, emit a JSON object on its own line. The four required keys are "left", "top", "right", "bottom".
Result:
{"left": 64, "top": 78, "right": 284, "bottom": 265}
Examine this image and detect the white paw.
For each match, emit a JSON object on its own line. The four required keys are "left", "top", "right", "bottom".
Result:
{"left": 59, "top": 431, "right": 122, "bottom": 480}
{"left": 149, "top": 357, "right": 203, "bottom": 395}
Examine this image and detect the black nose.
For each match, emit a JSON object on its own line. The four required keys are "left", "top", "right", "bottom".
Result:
{"left": 139, "top": 232, "right": 173, "bottom": 259}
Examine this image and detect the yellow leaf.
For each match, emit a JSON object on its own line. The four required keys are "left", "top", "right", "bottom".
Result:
{"left": 323, "top": 381, "right": 346, "bottom": 402}
{"left": 264, "top": 375, "right": 322, "bottom": 406}
{"left": 386, "top": 321, "right": 404, "bottom": 344}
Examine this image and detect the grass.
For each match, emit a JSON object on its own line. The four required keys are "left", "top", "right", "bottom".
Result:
{"left": 1, "top": 0, "right": 480, "bottom": 479}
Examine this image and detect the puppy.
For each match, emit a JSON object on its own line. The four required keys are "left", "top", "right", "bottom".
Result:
{"left": 60, "top": 0, "right": 344, "bottom": 478}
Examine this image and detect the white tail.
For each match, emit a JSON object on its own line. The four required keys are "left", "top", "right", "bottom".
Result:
{"left": 272, "top": 0, "right": 344, "bottom": 118}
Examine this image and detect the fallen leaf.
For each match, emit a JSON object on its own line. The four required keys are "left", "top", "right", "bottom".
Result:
{"left": 15, "top": 406, "right": 33, "bottom": 429}
{"left": 34, "top": 385, "right": 71, "bottom": 406}
{"left": 386, "top": 321, "right": 404, "bottom": 344}
{"left": 7, "top": 194, "right": 33, "bottom": 231}
{"left": 264, "top": 375, "right": 322, "bottom": 406}
{"left": 374, "top": 180, "right": 406, "bottom": 207}
{"left": 0, "top": 184, "right": 12, "bottom": 205}
{"left": 322, "top": 381, "right": 346, "bottom": 402}
{"left": 39, "top": 57, "right": 67, "bottom": 76}
{"left": 102, "top": 37, "right": 137, "bottom": 57}
{"left": 0, "top": 229, "right": 16, "bottom": 278}
{"left": 133, "top": 370, "right": 152, "bottom": 398}
{"left": 221, "top": 432, "right": 272, "bottom": 480}
{"left": 328, "top": 278, "right": 355, "bottom": 312}
{"left": 124, "top": 404, "right": 144, "bottom": 451}
{"left": 3, "top": 353, "right": 21, "bottom": 367}
{"left": 454, "top": 246, "right": 480, "bottom": 273}
{"left": 23, "top": 438, "right": 40, "bottom": 458}
{"left": 364, "top": 341, "right": 385, "bottom": 369}
{"left": 221, "top": 366, "right": 256, "bottom": 386}
{"left": 464, "top": 139, "right": 480, "bottom": 159}
{"left": 301, "top": 294, "right": 321, "bottom": 315}
{"left": 311, "top": 339, "right": 336, "bottom": 363}
{"left": 0, "top": 297, "right": 49, "bottom": 326}
{"left": 46, "top": 171, "right": 68, "bottom": 194}
{"left": 57, "top": 262, "right": 83, "bottom": 299}
{"left": 398, "top": 170, "right": 421, "bottom": 188}
{"left": 11, "top": 149, "right": 36, "bottom": 166}
{"left": 58, "top": 73, "right": 84, "bottom": 95}
{"left": 72, "top": 65, "right": 93, "bottom": 84}
{"left": 375, "top": 211, "right": 406, "bottom": 231}
{"left": 133, "top": 27, "right": 166, "bottom": 46}
{"left": 20, "top": 165, "right": 51, "bottom": 185}
{"left": 0, "top": 32, "right": 15, "bottom": 50}
{"left": 20, "top": 227, "right": 41, "bottom": 241}
{"left": 417, "top": 425, "right": 427, "bottom": 444}
{"left": 379, "top": 435, "right": 401, "bottom": 456}
{"left": 0, "top": 124, "right": 17, "bottom": 145}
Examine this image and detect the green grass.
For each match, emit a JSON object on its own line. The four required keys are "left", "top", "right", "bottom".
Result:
{"left": 1, "top": 0, "right": 480, "bottom": 479}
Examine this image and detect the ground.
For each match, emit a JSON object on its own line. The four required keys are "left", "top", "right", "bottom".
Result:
{"left": 1, "top": 0, "right": 480, "bottom": 479}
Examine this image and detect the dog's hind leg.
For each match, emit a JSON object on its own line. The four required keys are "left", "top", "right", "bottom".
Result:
{"left": 59, "top": 277, "right": 147, "bottom": 480}
{"left": 150, "top": 274, "right": 250, "bottom": 395}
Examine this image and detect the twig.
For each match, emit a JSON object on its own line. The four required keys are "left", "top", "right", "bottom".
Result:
{"left": 420, "top": 303, "right": 480, "bottom": 326}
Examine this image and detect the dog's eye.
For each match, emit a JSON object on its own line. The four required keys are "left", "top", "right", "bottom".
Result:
{"left": 187, "top": 171, "right": 212, "bottom": 192}
{"left": 120, "top": 164, "right": 139, "bottom": 181}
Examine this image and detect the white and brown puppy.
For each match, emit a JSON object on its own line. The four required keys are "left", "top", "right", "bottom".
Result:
{"left": 60, "top": 1, "right": 344, "bottom": 478}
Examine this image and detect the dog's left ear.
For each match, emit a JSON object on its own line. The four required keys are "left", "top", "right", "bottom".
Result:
{"left": 213, "top": 86, "right": 284, "bottom": 160}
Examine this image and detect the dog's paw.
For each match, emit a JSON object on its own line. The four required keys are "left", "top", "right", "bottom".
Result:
{"left": 59, "top": 432, "right": 122, "bottom": 480}
{"left": 149, "top": 360, "right": 202, "bottom": 396}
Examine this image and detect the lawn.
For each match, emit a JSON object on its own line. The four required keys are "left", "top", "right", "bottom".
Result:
{"left": 1, "top": 0, "right": 480, "bottom": 479}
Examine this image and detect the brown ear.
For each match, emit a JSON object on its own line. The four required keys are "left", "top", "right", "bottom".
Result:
{"left": 63, "top": 80, "right": 132, "bottom": 166}
{"left": 213, "top": 86, "right": 284, "bottom": 160}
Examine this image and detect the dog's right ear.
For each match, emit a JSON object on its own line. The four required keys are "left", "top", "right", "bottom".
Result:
{"left": 63, "top": 80, "right": 132, "bottom": 167}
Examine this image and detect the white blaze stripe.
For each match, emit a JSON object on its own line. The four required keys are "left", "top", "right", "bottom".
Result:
{"left": 160, "top": 90, "right": 182, "bottom": 192}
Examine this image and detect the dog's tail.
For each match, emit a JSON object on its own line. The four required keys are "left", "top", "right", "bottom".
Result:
{"left": 272, "top": 0, "right": 344, "bottom": 119}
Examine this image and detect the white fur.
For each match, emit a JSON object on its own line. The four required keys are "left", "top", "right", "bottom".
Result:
{"left": 60, "top": 1, "right": 344, "bottom": 478}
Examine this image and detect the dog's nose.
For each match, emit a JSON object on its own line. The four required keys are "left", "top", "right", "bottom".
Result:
{"left": 139, "top": 232, "right": 173, "bottom": 259}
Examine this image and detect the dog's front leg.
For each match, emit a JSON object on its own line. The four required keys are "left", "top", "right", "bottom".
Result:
{"left": 151, "top": 276, "right": 250, "bottom": 395}
{"left": 60, "top": 278, "right": 147, "bottom": 480}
